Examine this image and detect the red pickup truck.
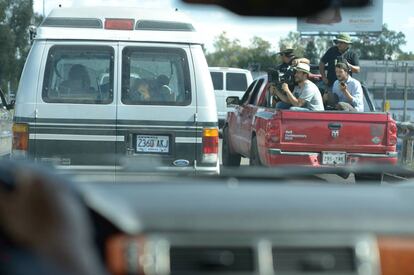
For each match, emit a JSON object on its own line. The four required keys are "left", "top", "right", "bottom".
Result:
{"left": 222, "top": 76, "right": 398, "bottom": 178}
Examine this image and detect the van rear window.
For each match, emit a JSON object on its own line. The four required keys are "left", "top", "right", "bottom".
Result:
{"left": 226, "top": 73, "right": 248, "bottom": 91}
{"left": 210, "top": 72, "right": 223, "bottom": 90}
{"left": 42, "top": 46, "right": 114, "bottom": 104}
{"left": 121, "top": 47, "right": 191, "bottom": 106}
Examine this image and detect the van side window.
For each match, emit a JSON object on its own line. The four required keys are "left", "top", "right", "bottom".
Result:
{"left": 226, "top": 73, "right": 247, "bottom": 91}
{"left": 42, "top": 46, "right": 114, "bottom": 104}
{"left": 122, "top": 47, "right": 191, "bottom": 106}
{"left": 210, "top": 72, "right": 223, "bottom": 90}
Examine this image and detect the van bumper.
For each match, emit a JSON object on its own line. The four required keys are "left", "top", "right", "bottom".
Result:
{"left": 54, "top": 162, "right": 220, "bottom": 176}
{"left": 266, "top": 149, "right": 398, "bottom": 167}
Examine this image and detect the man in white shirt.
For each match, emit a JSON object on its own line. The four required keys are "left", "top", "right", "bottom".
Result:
{"left": 275, "top": 63, "right": 324, "bottom": 111}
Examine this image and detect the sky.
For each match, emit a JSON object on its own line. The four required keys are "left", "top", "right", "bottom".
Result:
{"left": 32, "top": 0, "right": 414, "bottom": 53}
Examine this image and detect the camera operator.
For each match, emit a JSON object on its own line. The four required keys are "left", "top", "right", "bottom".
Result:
{"left": 268, "top": 48, "right": 310, "bottom": 108}
{"left": 275, "top": 63, "right": 324, "bottom": 111}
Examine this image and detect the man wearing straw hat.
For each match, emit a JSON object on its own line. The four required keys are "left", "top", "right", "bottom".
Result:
{"left": 276, "top": 63, "right": 324, "bottom": 111}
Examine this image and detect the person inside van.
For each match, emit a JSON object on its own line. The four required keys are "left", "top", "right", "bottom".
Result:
{"left": 64, "top": 64, "right": 91, "bottom": 93}
{"left": 155, "top": 74, "right": 173, "bottom": 101}
{"left": 130, "top": 79, "right": 152, "bottom": 102}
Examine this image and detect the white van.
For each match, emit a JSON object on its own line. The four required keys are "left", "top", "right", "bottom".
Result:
{"left": 209, "top": 67, "right": 253, "bottom": 127}
{"left": 12, "top": 7, "right": 219, "bottom": 174}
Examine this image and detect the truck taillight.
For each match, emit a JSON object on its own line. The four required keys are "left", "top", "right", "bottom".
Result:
{"left": 12, "top": 123, "right": 29, "bottom": 152}
{"left": 266, "top": 118, "right": 281, "bottom": 146}
{"left": 388, "top": 122, "right": 397, "bottom": 146}
{"left": 202, "top": 127, "right": 219, "bottom": 163}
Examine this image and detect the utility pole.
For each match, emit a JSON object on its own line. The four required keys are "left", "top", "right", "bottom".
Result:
{"left": 403, "top": 63, "right": 408, "bottom": 121}
{"left": 43, "top": 0, "right": 45, "bottom": 17}
{"left": 382, "top": 59, "right": 389, "bottom": 112}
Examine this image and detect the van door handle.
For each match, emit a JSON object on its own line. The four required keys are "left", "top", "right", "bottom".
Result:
{"left": 328, "top": 123, "right": 342, "bottom": 130}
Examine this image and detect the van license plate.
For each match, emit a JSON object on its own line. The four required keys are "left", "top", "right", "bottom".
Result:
{"left": 136, "top": 135, "right": 170, "bottom": 153}
{"left": 322, "top": 152, "right": 346, "bottom": 165}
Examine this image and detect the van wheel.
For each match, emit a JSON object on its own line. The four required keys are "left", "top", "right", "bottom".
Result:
{"left": 222, "top": 126, "right": 241, "bottom": 167}
{"left": 250, "top": 136, "right": 262, "bottom": 166}
{"left": 354, "top": 173, "right": 383, "bottom": 184}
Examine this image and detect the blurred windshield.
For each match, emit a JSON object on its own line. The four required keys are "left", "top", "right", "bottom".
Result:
{"left": 0, "top": 0, "right": 413, "bottom": 184}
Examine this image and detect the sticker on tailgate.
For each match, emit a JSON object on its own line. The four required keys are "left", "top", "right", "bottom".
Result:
{"left": 284, "top": 130, "right": 307, "bottom": 141}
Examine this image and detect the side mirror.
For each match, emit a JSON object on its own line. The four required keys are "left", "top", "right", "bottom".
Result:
{"left": 226, "top": 96, "right": 240, "bottom": 107}
{"left": 7, "top": 100, "right": 15, "bottom": 110}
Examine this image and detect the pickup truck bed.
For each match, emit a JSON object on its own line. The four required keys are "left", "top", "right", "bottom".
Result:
{"left": 223, "top": 77, "right": 398, "bottom": 170}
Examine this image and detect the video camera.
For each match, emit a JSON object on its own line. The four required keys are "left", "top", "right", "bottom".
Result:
{"left": 267, "top": 66, "right": 296, "bottom": 90}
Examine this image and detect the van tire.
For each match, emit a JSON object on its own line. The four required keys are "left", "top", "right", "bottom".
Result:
{"left": 250, "top": 136, "right": 262, "bottom": 166}
{"left": 354, "top": 173, "right": 383, "bottom": 184}
{"left": 222, "top": 126, "right": 241, "bottom": 167}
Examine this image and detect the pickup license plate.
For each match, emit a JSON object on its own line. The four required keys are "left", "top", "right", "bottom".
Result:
{"left": 322, "top": 152, "right": 346, "bottom": 165}
{"left": 136, "top": 135, "right": 170, "bottom": 153}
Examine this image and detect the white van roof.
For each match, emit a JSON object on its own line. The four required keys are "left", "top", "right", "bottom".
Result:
{"left": 209, "top": 67, "right": 251, "bottom": 73}
{"left": 35, "top": 7, "right": 204, "bottom": 44}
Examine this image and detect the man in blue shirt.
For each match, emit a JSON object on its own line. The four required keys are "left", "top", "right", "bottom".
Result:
{"left": 324, "top": 62, "right": 364, "bottom": 112}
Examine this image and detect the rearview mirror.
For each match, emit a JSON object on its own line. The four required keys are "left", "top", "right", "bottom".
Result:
{"left": 226, "top": 96, "right": 240, "bottom": 107}
{"left": 0, "top": 88, "right": 11, "bottom": 110}
{"left": 7, "top": 100, "right": 15, "bottom": 110}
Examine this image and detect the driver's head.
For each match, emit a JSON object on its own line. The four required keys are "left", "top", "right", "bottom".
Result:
{"left": 294, "top": 63, "right": 310, "bottom": 83}
{"left": 156, "top": 74, "right": 170, "bottom": 86}
{"left": 68, "top": 64, "right": 90, "bottom": 91}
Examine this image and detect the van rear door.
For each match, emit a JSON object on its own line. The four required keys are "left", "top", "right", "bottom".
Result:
{"left": 210, "top": 71, "right": 225, "bottom": 120}
{"left": 116, "top": 43, "right": 197, "bottom": 172}
{"left": 35, "top": 42, "right": 118, "bottom": 168}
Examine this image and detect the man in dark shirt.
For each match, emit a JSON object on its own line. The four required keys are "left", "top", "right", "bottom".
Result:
{"left": 319, "top": 33, "right": 360, "bottom": 89}
{"left": 278, "top": 48, "right": 309, "bottom": 72}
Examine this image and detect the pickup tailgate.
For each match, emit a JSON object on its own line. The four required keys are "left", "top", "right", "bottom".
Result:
{"left": 279, "top": 111, "right": 394, "bottom": 153}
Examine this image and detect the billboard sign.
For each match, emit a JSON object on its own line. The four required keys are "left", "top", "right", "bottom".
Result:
{"left": 297, "top": 0, "right": 383, "bottom": 33}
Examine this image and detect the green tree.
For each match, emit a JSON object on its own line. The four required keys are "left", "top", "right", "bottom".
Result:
{"left": 304, "top": 40, "right": 318, "bottom": 64}
{"left": 206, "top": 32, "right": 248, "bottom": 67}
{"left": 246, "top": 36, "right": 274, "bottom": 70}
{"left": 0, "top": 25, "right": 16, "bottom": 91}
{"left": 279, "top": 32, "right": 334, "bottom": 63}
{"left": 205, "top": 32, "right": 275, "bottom": 69}
{"left": 314, "top": 34, "right": 335, "bottom": 58}
{"left": 352, "top": 24, "right": 406, "bottom": 60}
{"left": 279, "top": 31, "right": 305, "bottom": 58}
{"left": 398, "top": 51, "right": 414, "bottom": 61}
{"left": 0, "top": 0, "right": 35, "bottom": 91}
